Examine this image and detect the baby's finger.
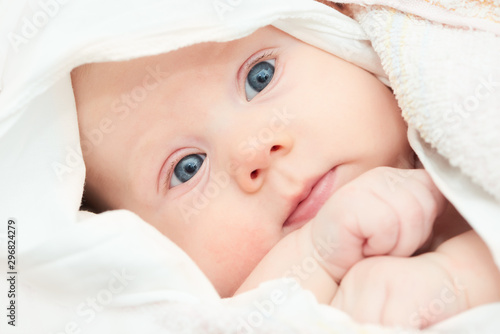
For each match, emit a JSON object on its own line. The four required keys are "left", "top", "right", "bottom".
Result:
{"left": 312, "top": 189, "right": 399, "bottom": 280}
{"left": 359, "top": 168, "right": 443, "bottom": 257}
{"left": 386, "top": 170, "right": 446, "bottom": 256}
{"left": 411, "top": 170, "right": 447, "bottom": 223}
{"left": 331, "top": 257, "right": 433, "bottom": 329}
{"left": 353, "top": 195, "right": 400, "bottom": 256}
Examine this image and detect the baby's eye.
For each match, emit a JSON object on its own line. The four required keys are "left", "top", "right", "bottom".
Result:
{"left": 245, "top": 59, "right": 275, "bottom": 101}
{"left": 170, "top": 154, "right": 206, "bottom": 188}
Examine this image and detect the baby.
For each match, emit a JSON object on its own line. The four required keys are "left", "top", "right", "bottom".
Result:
{"left": 71, "top": 24, "right": 500, "bottom": 328}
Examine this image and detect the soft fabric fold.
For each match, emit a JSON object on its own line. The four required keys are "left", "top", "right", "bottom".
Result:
{"left": 1, "top": 0, "right": 499, "bottom": 333}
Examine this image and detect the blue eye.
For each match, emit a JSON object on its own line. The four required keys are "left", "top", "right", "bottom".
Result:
{"left": 170, "top": 154, "right": 206, "bottom": 187}
{"left": 245, "top": 59, "right": 275, "bottom": 101}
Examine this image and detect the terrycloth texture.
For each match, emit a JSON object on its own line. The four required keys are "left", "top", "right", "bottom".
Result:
{"left": 1, "top": 0, "right": 499, "bottom": 333}
{"left": 348, "top": 1, "right": 500, "bottom": 201}
{"left": 340, "top": 0, "right": 500, "bottom": 33}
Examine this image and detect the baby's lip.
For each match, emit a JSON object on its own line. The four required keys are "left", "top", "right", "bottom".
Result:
{"left": 283, "top": 167, "right": 338, "bottom": 231}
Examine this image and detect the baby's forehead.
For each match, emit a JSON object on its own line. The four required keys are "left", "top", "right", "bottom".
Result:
{"left": 73, "top": 26, "right": 297, "bottom": 84}
{"left": 72, "top": 25, "right": 323, "bottom": 136}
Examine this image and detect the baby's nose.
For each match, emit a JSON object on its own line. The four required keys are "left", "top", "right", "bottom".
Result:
{"left": 229, "top": 131, "right": 293, "bottom": 193}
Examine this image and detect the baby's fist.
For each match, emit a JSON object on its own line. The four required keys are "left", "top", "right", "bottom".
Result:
{"left": 310, "top": 167, "right": 446, "bottom": 282}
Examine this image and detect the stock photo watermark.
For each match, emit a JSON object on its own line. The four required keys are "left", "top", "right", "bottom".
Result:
{"left": 5, "top": 218, "right": 18, "bottom": 327}
{"left": 236, "top": 107, "right": 295, "bottom": 163}
{"left": 51, "top": 268, "right": 135, "bottom": 334}
{"left": 213, "top": 0, "right": 244, "bottom": 21}
{"left": 7, "top": 0, "right": 69, "bottom": 52}
{"left": 442, "top": 74, "right": 500, "bottom": 127}
{"left": 408, "top": 277, "right": 467, "bottom": 328}
{"left": 236, "top": 234, "right": 338, "bottom": 334}
{"left": 178, "top": 106, "right": 296, "bottom": 224}
{"left": 383, "top": 152, "right": 419, "bottom": 192}
{"left": 52, "top": 64, "right": 169, "bottom": 181}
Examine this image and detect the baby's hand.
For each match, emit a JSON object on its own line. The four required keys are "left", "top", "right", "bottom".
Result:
{"left": 331, "top": 254, "right": 468, "bottom": 328}
{"left": 310, "top": 167, "right": 446, "bottom": 282}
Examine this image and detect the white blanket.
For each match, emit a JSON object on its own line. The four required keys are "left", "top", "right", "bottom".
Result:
{"left": 1, "top": 0, "right": 499, "bottom": 333}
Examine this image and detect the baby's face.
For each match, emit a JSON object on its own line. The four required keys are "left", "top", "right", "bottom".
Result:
{"left": 72, "top": 26, "right": 411, "bottom": 297}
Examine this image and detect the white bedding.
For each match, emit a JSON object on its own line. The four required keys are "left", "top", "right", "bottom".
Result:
{"left": 1, "top": 0, "right": 499, "bottom": 333}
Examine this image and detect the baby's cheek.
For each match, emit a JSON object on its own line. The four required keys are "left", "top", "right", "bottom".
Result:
{"left": 168, "top": 188, "right": 282, "bottom": 296}
{"left": 197, "top": 224, "right": 278, "bottom": 297}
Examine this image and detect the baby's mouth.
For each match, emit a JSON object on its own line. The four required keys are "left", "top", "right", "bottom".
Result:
{"left": 283, "top": 167, "right": 337, "bottom": 231}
